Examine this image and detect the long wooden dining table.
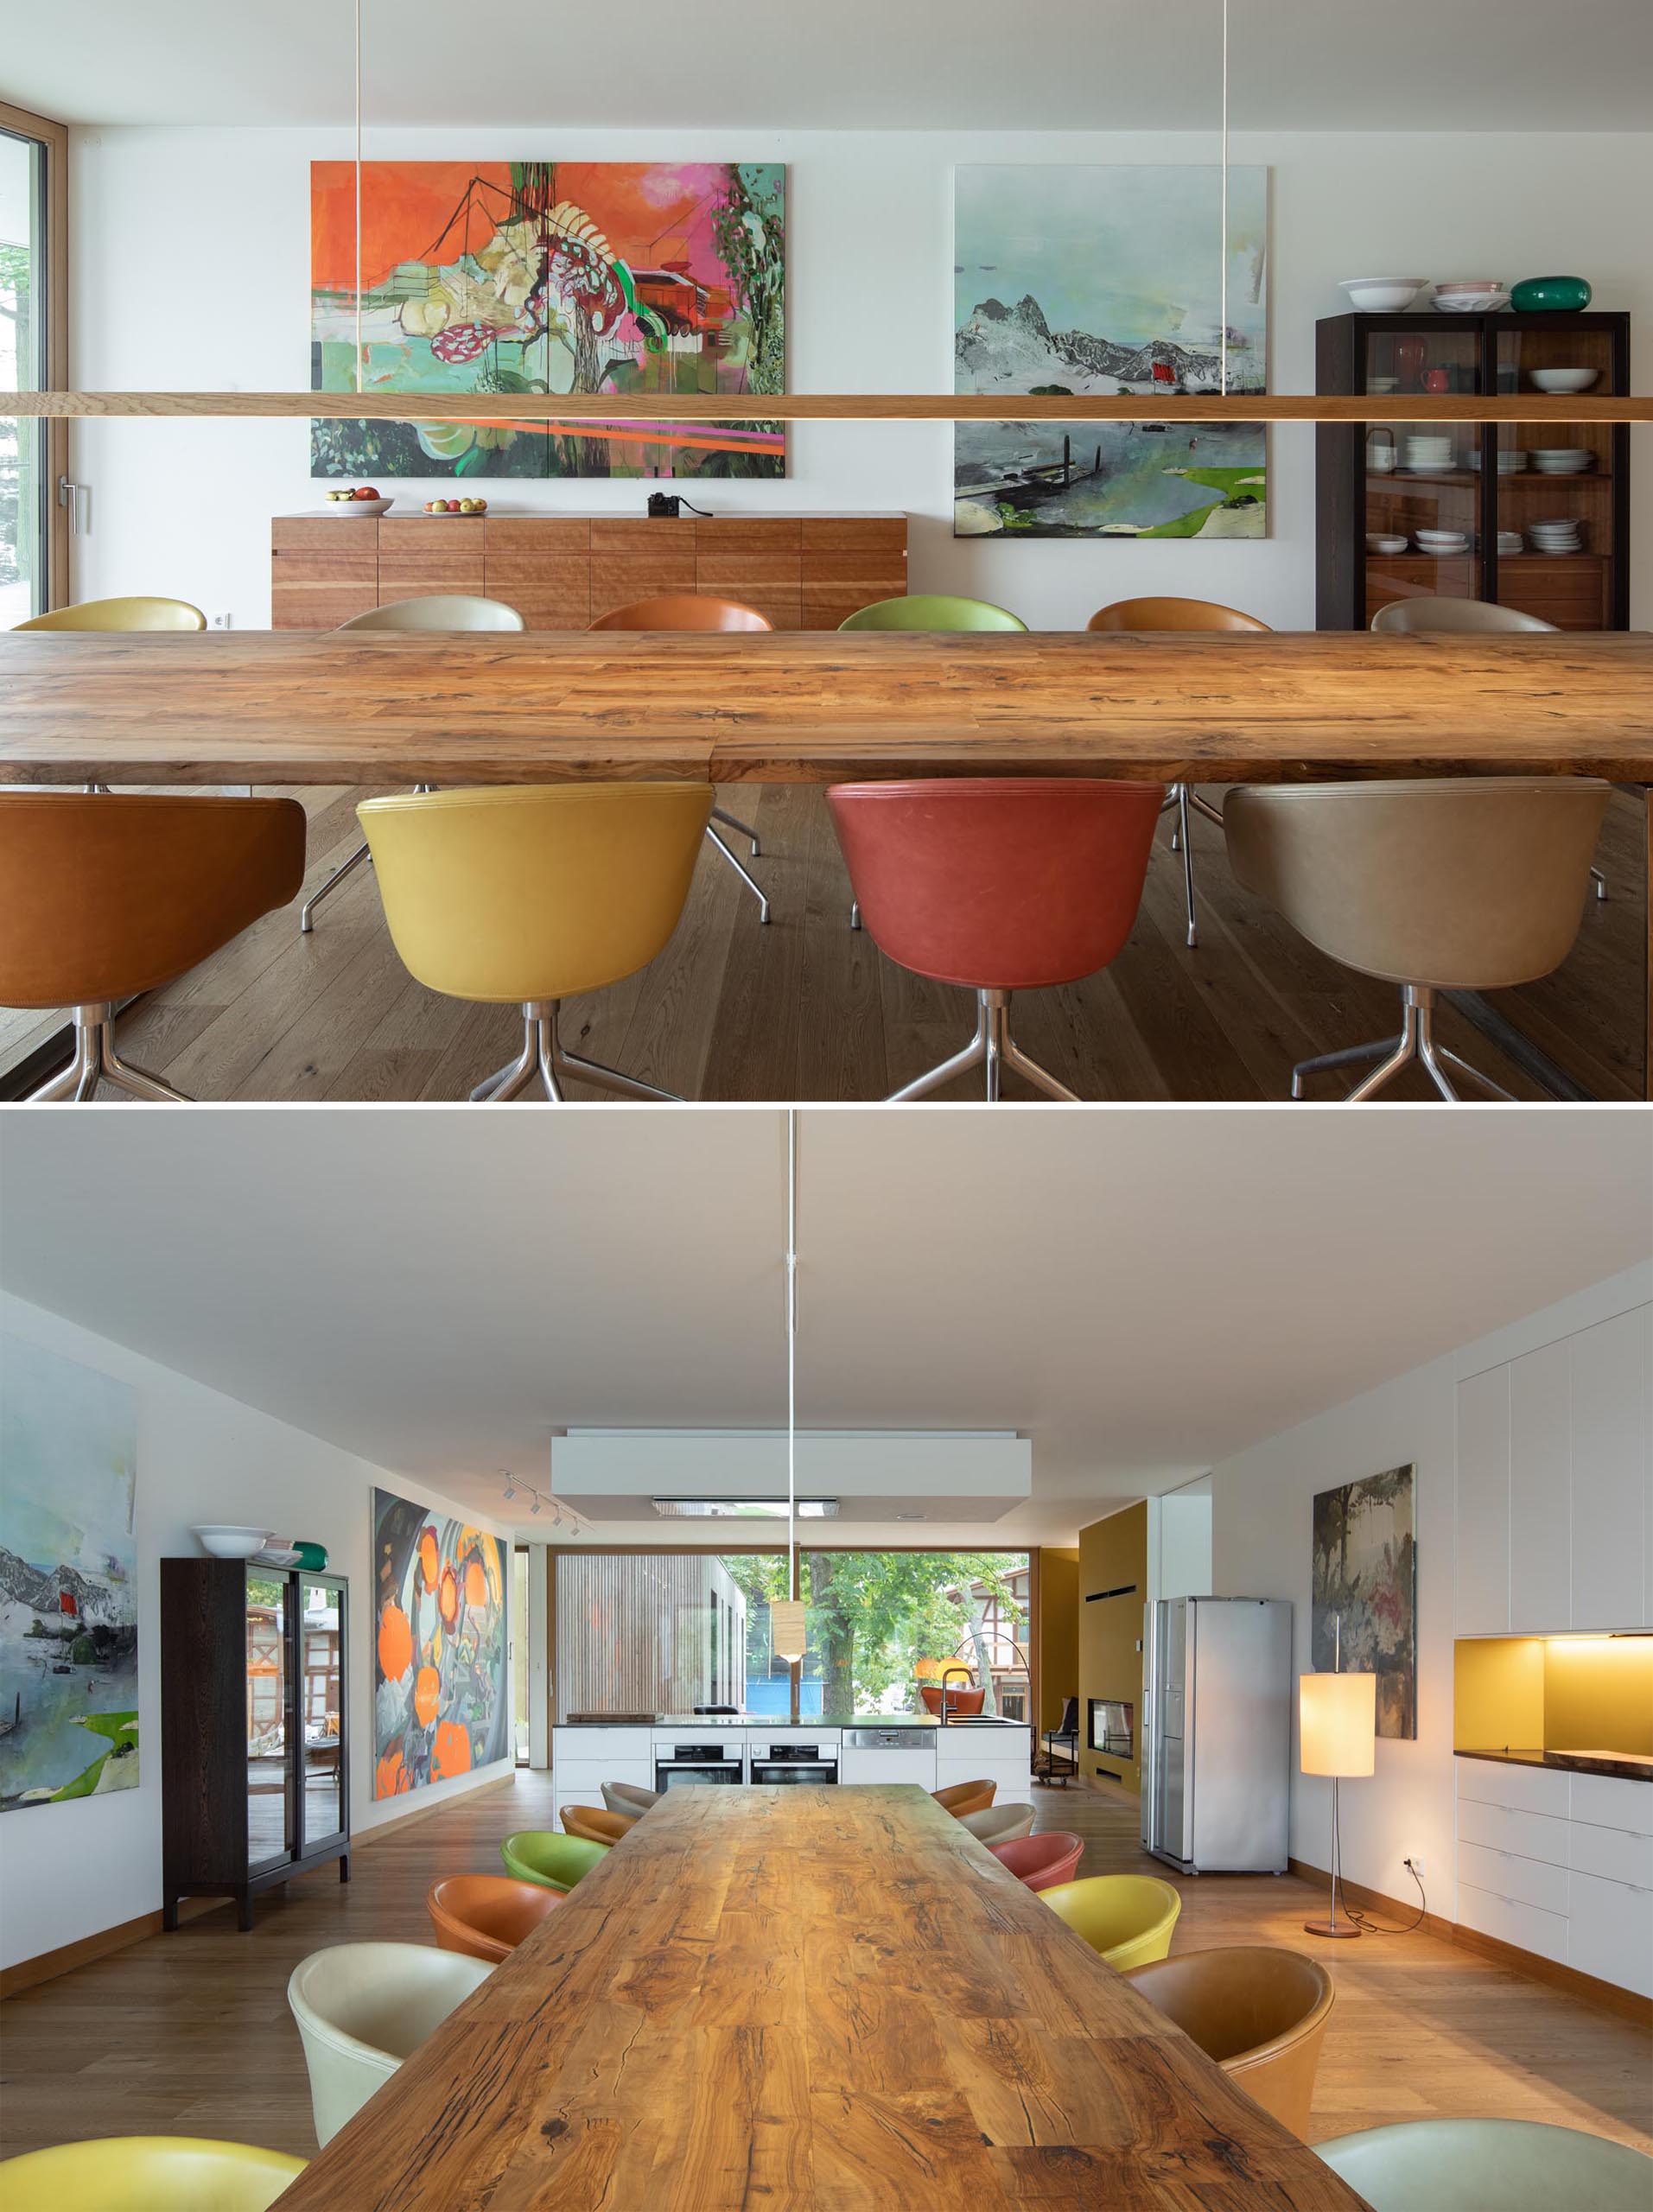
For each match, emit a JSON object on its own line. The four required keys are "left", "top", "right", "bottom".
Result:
{"left": 271, "top": 1784, "right": 1365, "bottom": 2210}
{"left": 2, "top": 626, "right": 1649, "bottom": 1095}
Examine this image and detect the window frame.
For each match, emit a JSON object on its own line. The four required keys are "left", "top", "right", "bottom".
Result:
{"left": 1, "top": 99, "right": 69, "bottom": 616}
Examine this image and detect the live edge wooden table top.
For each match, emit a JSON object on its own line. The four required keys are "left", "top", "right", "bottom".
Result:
{"left": 275, "top": 1786, "right": 1364, "bottom": 2212}
{"left": 1, "top": 626, "right": 1650, "bottom": 787}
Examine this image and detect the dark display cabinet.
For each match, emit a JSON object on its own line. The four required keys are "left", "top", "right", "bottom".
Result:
{"left": 1316, "top": 310, "right": 1630, "bottom": 631}
{"left": 161, "top": 1558, "right": 349, "bottom": 1929}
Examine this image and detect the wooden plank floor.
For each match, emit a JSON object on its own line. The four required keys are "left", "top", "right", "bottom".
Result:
{"left": 2, "top": 785, "right": 1644, "bottom": 1102}
{"left": 3, "top": 1770, "right": 1649, "bottom": 2164}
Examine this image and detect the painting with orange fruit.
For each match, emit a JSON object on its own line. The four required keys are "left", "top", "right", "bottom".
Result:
{"left": 372, "top": 1488, "right": 508, "bottom": 1799}
{"left": 311, "top": 158, "right": 785, "bottom": 480}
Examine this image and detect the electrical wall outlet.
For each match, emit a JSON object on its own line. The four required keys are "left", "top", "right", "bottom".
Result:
{"left": 210, "top": 611, "right": 232, "bottom": 629}
{"left": 1404, "top": 1854, "right": 1424, "bottom": 1878}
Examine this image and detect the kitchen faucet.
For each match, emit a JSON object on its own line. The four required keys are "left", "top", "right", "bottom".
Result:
{"left": 938, "top": 1662, "right": 972, "bottom": 1725}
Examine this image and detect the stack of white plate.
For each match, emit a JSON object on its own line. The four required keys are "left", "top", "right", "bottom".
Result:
{"left": 1497, "top": 531, "right": 1523, "bottom": 557}
{"left": 1529, "top": 448, "right": 1594, "bottom": 474}
{"left": 1415, "top": 527, "right": 1472, "bottom": 557}
{"left": 1433, "top": 279, "right": 1510, "bottom": 312}
{"left": 1404, "top": 435, "right": 1457, "bottom": 475}
{"left": 1528, "top": 519, "right": 1583, "bottom": 555}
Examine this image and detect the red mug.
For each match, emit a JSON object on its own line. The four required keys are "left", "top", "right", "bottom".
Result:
{"left": 1424, "top": 368, "right": 1452, "bottom": 392}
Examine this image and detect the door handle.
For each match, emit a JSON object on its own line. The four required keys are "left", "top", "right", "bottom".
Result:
{"left": 58, "top": 476, "right": 90, "bottom": 534}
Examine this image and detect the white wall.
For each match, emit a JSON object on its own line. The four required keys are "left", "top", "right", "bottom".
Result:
{"left": 1155, "top": 1474, "right": 1213, "bottom": 1601}
{"left": 1211, "top": 1260, "right": 1653, "bottom": 1923}
{"left": 67, "top": 124, "right": 1652, "bottom": 630}
{"left": 0, "top": 1291, "right": 512, "bottom": 1971}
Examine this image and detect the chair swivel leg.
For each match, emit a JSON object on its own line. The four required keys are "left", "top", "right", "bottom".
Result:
{"left": 26, "top": 1002, "right": 191, "bottom": 1103}
{"left": 474, "top": 1001, "right": 681, "bottom": 1104}
{"left": 1161, "top": 785, "right": 1200, "bottom": 947}
{"left": 711, "top": 804, "right": 761, "bottom": 858}
{"left": 1294, "top": 984, "right": 1516, "bottom": 1104}
{"left": 300, "top": 838, "right": 373, "bottom": 933}
{"left": 703, "top": 823, "right": 770, "bottom": 923}
{"left": 1590, "top": 865, "right": 1607, "bottom": 900}
{"left": 889, "top": 988, "right": 1080, "bottom": 1104}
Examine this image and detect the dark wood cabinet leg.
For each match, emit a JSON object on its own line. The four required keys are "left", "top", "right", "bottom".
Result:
{"left": 339, "top": 1853, "right": 351, "bottom": 1884}
{"left": 162, "top": 1895, "right": 178, "bottom": 1932}
{"left": 237, "top": 1891, "right": 253, "bottom": 1932}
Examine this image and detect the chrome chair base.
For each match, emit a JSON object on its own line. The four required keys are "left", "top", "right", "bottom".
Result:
{"left": 26, "top": 1003, "right": 191, "bottom": 1103}
{"left": 1292, "top": 984, "right": 1515, "bottom": 1104}
{"left": 889, "top": 988, "right": 1079, "bottom": 1103}
{"left": 1164, "top": 783, "right": 1222, "bottom": 948}
{"left": 712, "top": 804, "right": 761, "bottom": 860}
{"left": 1590, "top": 865, "right": 1607, "bottom": 900}
{"left": 469, "top": 1001, "right": 681, "bottom": 1104}
{"left": 704, "top": 822, "right": 769, "bottom": 922}
{"left": 300, "top": 837, "right": 372, "bottom": 933}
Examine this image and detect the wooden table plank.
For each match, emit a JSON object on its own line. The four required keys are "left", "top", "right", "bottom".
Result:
{"left": 1, "top": 628, "right": 1650, "bottom": 785}
{"left": 272, "top": 1785, "right": 1365, "bottom": 2211}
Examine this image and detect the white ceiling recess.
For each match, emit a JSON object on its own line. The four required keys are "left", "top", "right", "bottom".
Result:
{"left": 4, "top": 1, "right": 1650, "bottom": 131}
{"left": 551, "top": 1428, "right": 1032, "bottom": 1524}
{"left": 0, "top": 1109, "right": 1647, "bottom": 1545}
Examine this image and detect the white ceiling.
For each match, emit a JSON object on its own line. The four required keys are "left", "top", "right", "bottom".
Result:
{"left": 1, "top": 1109, "right": 1646, "bottom": 1545}
{"left": 3, "top": 1, "right": 1650, "bottom": 130}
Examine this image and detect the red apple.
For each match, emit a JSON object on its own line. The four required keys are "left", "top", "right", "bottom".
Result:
{"left": 354, "top": 486, "right": 379, "bottom": 500}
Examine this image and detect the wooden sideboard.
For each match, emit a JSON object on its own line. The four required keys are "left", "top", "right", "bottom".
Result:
{"left": 270, "top": 512, "right": 907, "bottom": 631}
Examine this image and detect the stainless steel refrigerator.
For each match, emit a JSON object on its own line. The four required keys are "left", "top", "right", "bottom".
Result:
{"left": 1141, "top": 1596, "right": 1293, "bottom": 1874}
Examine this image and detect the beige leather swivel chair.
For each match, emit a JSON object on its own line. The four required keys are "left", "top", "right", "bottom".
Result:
{"left": 1224, "top": 779, "right": 1610, "bottom": 1101}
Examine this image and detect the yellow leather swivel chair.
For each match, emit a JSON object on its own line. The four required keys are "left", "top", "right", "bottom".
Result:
{"left": 357, "top": 782, "right": 712, "bottom": 1102}
{"left": 14, "top": 596, "right": 207, "bottom": 632}
{"left": 1, "top": 2136, "right": 304, "bottom": 2210}
{"left": 1039, "top": 1873, "right": 1183, "bottom": 1968}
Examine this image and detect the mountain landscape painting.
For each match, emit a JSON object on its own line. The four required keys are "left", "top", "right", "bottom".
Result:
{"left": 0, "top": 1335, "right": 140, "bottom": 1811}
{"left": 953, "top": 164, "right": 1268, "bottom": 538}
{"left": 311, "top": 160, "right": 785, "bottom": 481}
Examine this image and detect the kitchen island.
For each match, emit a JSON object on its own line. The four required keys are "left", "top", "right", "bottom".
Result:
{"left": 271, "top": 1783, "right": 1364, "bottom": 2210}
{"left": 553, "top": 1713, "right": 1033, "bottom": 1802}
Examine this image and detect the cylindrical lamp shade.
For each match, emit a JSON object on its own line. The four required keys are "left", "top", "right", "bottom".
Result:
{"left": 770, "top": 1601, "right": 807, "bottom": 1665}
{"left": 1299, "top": 1671, "right": 1376, "bottom": 1777}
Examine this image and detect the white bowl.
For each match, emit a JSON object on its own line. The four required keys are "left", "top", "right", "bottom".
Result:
{"left": 1435, "top": 278, "right": 1504, "bottom": 292}
{"left": 1434, "top": 293, "right": 1510, "bottom": 314}
{"left": 1529, "top": 368, "right": 1598, "bottom": 394}
{"left": 194, "top": 1524, "right": 274, "bottom": 1560}
{"left": 318, "top": 496, "right": 393, "bottom": 518}
{"left": 1339, "top": 278, "right": 1424, "bottom": 312}
{"left": 1366, "top": 534, "right": 1409, "bottom": 556}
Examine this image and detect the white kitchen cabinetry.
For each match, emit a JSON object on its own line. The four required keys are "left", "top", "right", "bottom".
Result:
{"left": 550, "top": 1726, "right": 653, "bottom": 1806}
{"left": 1455, "top": 1301, "right": 1650, "bottom": 1637}
{"left": 934, "top": 1730, "right": 1033, "bottom": 1808}
{"left": 1454, "top": 1758, "right": 1653, "bottom": 1999}
{"left": 1456, "top": 1363, "right": 1511, "bottom": 1634}
{"left": 1508, "top": 1339, "right": 1570, "bottom": 1632}
{"left": 1567, "top": 1306, "right": 1650, "bottom": 1632}
{"left": 839, "top": 1744, "right": 938, "bottom": 1789}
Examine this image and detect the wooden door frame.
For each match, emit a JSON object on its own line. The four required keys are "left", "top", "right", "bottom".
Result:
{"left": 1, "top": 99, "right": 69, "bottom": 612}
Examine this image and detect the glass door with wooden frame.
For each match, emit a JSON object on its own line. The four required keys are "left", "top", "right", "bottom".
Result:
{"left": 0, "top": 101, "right": 67, "bottom": 623}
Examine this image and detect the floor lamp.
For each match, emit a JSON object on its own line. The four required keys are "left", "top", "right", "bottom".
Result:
{"left": 1299, "top": 1665, "right": 1375, "bottom": 1940}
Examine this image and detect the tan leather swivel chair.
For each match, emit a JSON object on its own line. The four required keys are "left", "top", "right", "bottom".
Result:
{"left": 561, "top": 1803, "right": 635, "bottom": 1847}
{"left": 1125, "top": 1946, "right": 1333, "bottom": 2139}
{"left": 1224, "top": 779, "right": 1610, "bottom": 1101}
{"left": 1088, "top": 596, "right": 1272, "bottom": 947}
{"left": 0, "top": 794, "right": 307, "bottom": 1101}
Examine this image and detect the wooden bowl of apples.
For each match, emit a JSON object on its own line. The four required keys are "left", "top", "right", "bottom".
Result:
{"left": 423, "top": 496, "right": 488, "bottom": 518}
{"left": 321, "top": 486, "right": 391, "bottom": 517}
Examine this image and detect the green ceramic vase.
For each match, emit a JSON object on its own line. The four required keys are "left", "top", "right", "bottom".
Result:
{"left": 1510, "top": 275, "right": 1593, "bottom": 313}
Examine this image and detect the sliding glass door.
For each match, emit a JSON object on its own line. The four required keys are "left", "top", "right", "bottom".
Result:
{"left": 0, "top": 101, "right": 67, "bottom": 623}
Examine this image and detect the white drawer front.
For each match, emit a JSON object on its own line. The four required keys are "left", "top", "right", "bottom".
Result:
{"left": 552, "top": 1726, "right": 652, "bottom": 1763}
{"left": 1455, "top": 1758, "right": 1571, "bottom": 1818}
{"left": 1457, "top": 1796, "right": 1570, "bottom": 1868}
{"left": 840, "top": 1748, "right": 938, "bottom": 1788}
{"left": 1568, "top": 1868, "right": 1653, "bottom": 1998}
{"left": 1457, "top": 1839, "right": 1570, "bottom": 1916}
{"left": 1569, "top": 1773, "right": 1653, "bottom": 1838}
{"left": 551, "top": 1758, "right": 653, "bottom": 1802}
{"left": 1456, "top": 1879, "right": 1569, "bottom": 1965}
{"left": 1569, "top": 1819, "right": 1653, "bottom": 1890}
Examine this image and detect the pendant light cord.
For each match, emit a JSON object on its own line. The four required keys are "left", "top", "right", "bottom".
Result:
{"left": 785, "top": 1107, "right": 798, "bottom": 1600}
{"left": 1218, "top": 0, "right": 1230, "bottom": 397}
{"left": 356, "top": 0, "right": 367, "bottom": 393}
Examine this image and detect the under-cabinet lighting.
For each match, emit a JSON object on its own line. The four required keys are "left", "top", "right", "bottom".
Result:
{"left": 652, "top": 1498, "right": 838, "bottom": 1519}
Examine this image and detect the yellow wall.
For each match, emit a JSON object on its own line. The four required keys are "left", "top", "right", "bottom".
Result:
{"left": 1037, "top": 1548, "right": 1079, "bottom": 1734}
{"left": 1453, "top": 1635, "right": 1653, "bottom": 1756}
{"left": 1078, "top": 1503, "right": 1148, "bottom": 1795}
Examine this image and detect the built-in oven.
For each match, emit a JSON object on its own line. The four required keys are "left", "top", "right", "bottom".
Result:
{"left": 655, "top": 1740, "right": 746, "bottom": 1789}
{"left": 748, "top": 1740, "right": 838, "bottom": 1786}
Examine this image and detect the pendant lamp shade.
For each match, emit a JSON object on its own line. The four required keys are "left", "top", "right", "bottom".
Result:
{"left": 1299, "top": 1671, "right": 1376, "bottom": 1777}
{"left": 771, "top": 1600, "right": 807, "bottom": 1666}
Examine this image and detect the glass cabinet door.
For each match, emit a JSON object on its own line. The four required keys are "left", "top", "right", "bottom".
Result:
{"left": 245, "top": 1572, "right": 291, "bottom": 1872}
{"left": 297, "top": 1577, "right": 345, "bottom": 1852}
{"left": 1492, "top": 326, "right": 1617, "bottom": 628}
{"left": 1360, "top": 321, "right": 1482, "bottom": 625}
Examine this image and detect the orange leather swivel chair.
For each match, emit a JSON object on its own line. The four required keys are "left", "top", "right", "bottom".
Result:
{"left": 561, "top": 1804, "right": 636, "bottom": 1847}
{"left": 932, "top": 1780, "right": 997, "bottom": 1818}
{"left": 1124, "top": 1946, "right": 1334, "bottom": 2139}
{"left": 1086, "top": 596, "right": 1272, "bottom": 948}
{"left": 0, "top": 794, "right": 306, "bottom": 1101}
{"left": 588, "top": 594, "right": 772, "bottom": 921}
{"left": 425, "top": 1874, "right": 562, "bottom": 1963}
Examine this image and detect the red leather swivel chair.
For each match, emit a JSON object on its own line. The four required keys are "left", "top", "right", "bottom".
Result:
{"left": 827, "top": 779, "right": 1163, "bottom": 1100}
